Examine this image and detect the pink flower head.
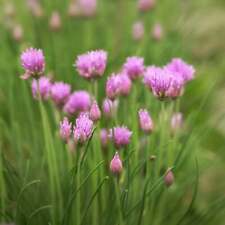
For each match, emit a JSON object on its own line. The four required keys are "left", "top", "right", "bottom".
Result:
{"left": 165, "top": 58, "right": 195, "bottom": 83}
{"left": 144, "top": 66, "right": 172, "bottom": 100}
{"left": 50, "top": 82, "right": 71, "bottom": 107}
{"left": 123, "top": 56, "right": 145, "bottom": 80}
{"left": 171, "top": 112, "right": 183, "bottom": 133}
{"left": 89, "top": 100, "right": 101, "bottom": 122}
{"left": 152, "top": 23, "right": 163, "bottom": 41}
{"left": 109, "top": 126, "right": 132, "bottom": 149}
{"left": 75, "top": 50, "right": 107, "bottom": 79}
{"left": 138, "top": 109, "right": 154, "bottom": 133}
{"left": 60, "top": 117, "right": 72, "bottom": 141}
{"left": 12, "top": 24, "right": 23, "bottom": 42}
{"left": 106, "top": 74, "right": 121, "bottom": 100}
{"left": 132, "top": 21, "right": 145, "bottom": 41}
{"left": 78, "top": 0, "right": 97, "bottom": 17}
{"left": 32, "top": 77, "right": 51, "bottom": 100}
{"left": 164, "top": 169, "right": 174, "bottom": 187}
{"left": 20, "top": 47, "right": 45, "bottom": 79}
{"left": 73, "top": 113, "right": 93, "bottom": 144}
{"left": 64, "top": 91, "right": 91, "bottom": 115}
{"left": 138, "top": 0, "right": 155, "bottom": 12}
{"left": 49, "top": 11, "right": 61, "bottom": 31}
{"left": 102, "top": 98, "right": 118, "bottom": 118}
{"left": 118, "top": 72, "right": 132, "bottom": 96}
{"left": 110, "top": 152, "right": 123, "bottom": 174}
{"left": 100, "top": 128, "right": 109, "bottom": 148}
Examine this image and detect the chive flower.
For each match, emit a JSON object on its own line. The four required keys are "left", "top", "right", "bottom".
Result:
{"left": 102, "top": 98, "right": 118, "bottom": 118}
{"left": 118, "top": 72, "right": 132, "bottom": 96}
{"left": 60, "top": 117, "right": 72, "bottom": 142}
{"left": 132, "top": 21, "right": 145, "bottom": 41}
{"left": 75, "top": 50, "right": 107, "bottom": 79}
{"left": 110, "top": 152, "right": 123, "bottom": 174}
{"left": 31, "top": 77, "right": 51, "bottom": 100}
{"left": 105, "top": 74, "right": 121, "bottom": 100}
{"left": 89, "top": 100, "right": 101, "bottom": 122}
{"left": 20, "top": 47, "right": 45, "bottom": 79}
{"left": 73, "top": 113, "right": 93, "bottom": 144}
{"left": 138, "top": 109, "right": 154, "bottom": 133}
{"left": 138, "top": 0, "right": 155, "bottom": 12}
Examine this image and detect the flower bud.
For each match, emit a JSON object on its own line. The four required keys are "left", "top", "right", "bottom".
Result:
{"left": 12, "top": 24, "right": 23, "bottom": 42}
{"left": 132, "top": 21, "right": 144, "bottom": 41}
{"left": 89, "top": 100, "right": 101, "bottom": 122}
{"left": 49, "top": 11, "right": 62, "bottom": 31}
{"left": 164, "top": 169, "right": 174, "bottom": 187}
{"left": 138, "top": 109, "right": 154, "bottom": 133}
{"left": 60, "top": 117, "right": 72, "bottom": 142}
{"left": 110, "top": 152, "right": 123, "bottom": 174}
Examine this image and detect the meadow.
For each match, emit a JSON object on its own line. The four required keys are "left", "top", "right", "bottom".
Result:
{"left": 0, "top": 0, "right": 225, "bottom": 225}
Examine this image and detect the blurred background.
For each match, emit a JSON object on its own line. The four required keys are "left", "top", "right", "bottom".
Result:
{"left": 0, "top": 0, "right": 225, "bottom": 224}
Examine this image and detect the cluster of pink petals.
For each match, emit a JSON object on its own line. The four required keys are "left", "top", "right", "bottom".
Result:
{"left": 118, "top": 73, "right": 132, "bottom": 96}
{"left": 32, "top": 77, "right": 51, "bottom": 100}
{"left": 109, "top": 126, "right": 132, "bottom": 149}
{"left": 60, "top": 117, "right": 72, "bottom": 142}
{"left": 100, "top": 129, "right": 109, "bottom": 148}
{"left": 77, "top": 0, "right": 97, "bottom": 17}
{"left": 138, "top": 109, "right": 154, "bottom": 133}
{"left": 144, "top": 66, "right": 184, "bottom": 100}
{"left": 165, "top": 58, "right": 195, "bottom": 83}
{"left": 152, "top": 23, "right": 163, "bottom": 41}
{"left": 110, "top": 152, "right": 123, "bottom": 174}
{"left": 75, "top": 50, "right": 107, "bottom": 79}
{"left": 132, "top": 21, "right": 145, "bottom": 41}
{"left": 89, "top": 100, "right": 101, "bottom": 122}
{"left": 63, "top": 91, "right": 91, "bottom": 115}
{"left": 49, "top": 11, "right": 61, "bottom": 31}
{"left": 138, "top": 0, "right": 155, "bottom": 12}
{"left": 73, "top": 113, "right": 93, "bottom": 144}
{"left": 20, "top": 48, "right": 45, "bottom": 79}
{"left": 123, "top": 56, "right": 145, "bottom": 80}
{"left": 106, "top": 74, "right": 122, "bottom": 100}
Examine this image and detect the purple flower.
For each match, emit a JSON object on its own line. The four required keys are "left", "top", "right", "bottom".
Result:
{"left": 123, "top": 56, "right": 145, "bottom": 80}
{"left": 20, "top": 48, "right": 45, "bottom": 79}
{"left": 165, "top": 58, "right": 195, "bottom": 83}
{"left": 64, "top": 91, "right": 91, "bottom": 115}
{"left": 49, "top": 11, "right": 61, "bottom": 31}
{"left": 31, "top": 77, "right": 51, "bottom": 100}
{"left": 118, "top": 72, "right": 132, "bottom": 96}
{"left": 138, "top": 109, "right": 154, "bottom": 133}
{"left": 144, "top": 66, "right": 172, "bottom": 99}
{"left": 164, "top": 169, "right": 174, "bottom": 187}
{"left": 73, "top": 113, "right": 93, "bottom": 144}
{"left": 109, "top": 126, "right": 132, "bottom": 149}
{"left": 78, "top": 0, "right": 97, "bottom": 17}
{"left": 138, "top": 0, "right": 155, "bottom": 12}
{"left": 75, "top": 50, "right": 107, "bottom": 79}
{"left": 89, "top": 100, "right": 101, "bottom": 122}
{"left": 60, "top": 117, "right": 72, "bottom": 142}
{"left": 50, "top": 82, "right": 71, "bottom": 107}
{"left": 105, "top": 74, "right": 121, "bottom": 100}
{"left": 110, "top": 152, "right": 123, "bottom": 174}
{"left": 132, "top": 21, "right": 145, "bottom": 41}
{"left": 100, "top": 128, "right": 109, "bottom": 148}
{"left": 102, "top": 98, "right": 118, "bottom": 118}
{"left": 152, "top": 23, "right": 163, "bottom": 41}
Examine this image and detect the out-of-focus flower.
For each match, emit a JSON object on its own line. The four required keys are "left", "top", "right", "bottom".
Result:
{"left": 27, "top": 0, "right": 43, "bottom": 17}
{"left": 68, "top": 1, "right": 80, "bottom": 17}
{"left": 89, "top": 100, "right": 101, "bottom": 122}
{"left": 144, "top": 66, "right": 172, "bottom": 99}
{"left": 49, "top": 11, "right": 61, "bottom": 31}
{"left": 4, "top": 3, "right": 15, "bottom": 17}
{"left": 78, "top": 0, "right": 97, "bottom": 17}
{"left": 171, "top": 112, "right": 183, "bottom": 133}
{"left": 102, "top": 98, "right": 118, "bottom": 118}
{"left": 20, "top": 48, "right": 45, "bottom": 79}
{"left": 50, "top": 82, "right": 71, "bottom": 107}
{"left": 138, "top": 109, "right": 154, "bottom": 133}
{"left": 60, "top": 117, "right": 72, "bottom": 142}
{"left": 132, "top": 21, "right": 145, "bottom": 41}
{"left": 118, "top": 72, "right": 132, "bottom": 96}
{"left": 12, "top": 24, "right": 23, "bottom": 42}
{"left": 138, "top": 0, "right": 155, "bottom": 12}
{"left": 152, "top": 23, "right": 163, "bottom": 41}
{"left": 106, "top": 74, "right": 121, "bottom": 100}
{"left": 109, "top": 126, "right": 132, "bottom": 149}
{"left": 165, "top": 58, "right": 195, "bottom": 83}
{"left": 123, "top": 56, "right": 145, "bottom": 80}
{"left": 110, "top": 152, "right": 123, "bottom": 174}
{"left": 75, "top": 50, "right": 107, "bottom": 79}
{"left": 73, "top": 113, "right": 93, "bottom": 144}
{"left": 32, "top": 77, "right": 51, "bottom": 100}
{"left": 64, "top": 91, "right": 91, "bottom": 115}
{"left": 100, "top": 129, "right": 109, "bottom": 148}
{"left": 164, "top": 169, "right": 174, "bottom": 187}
